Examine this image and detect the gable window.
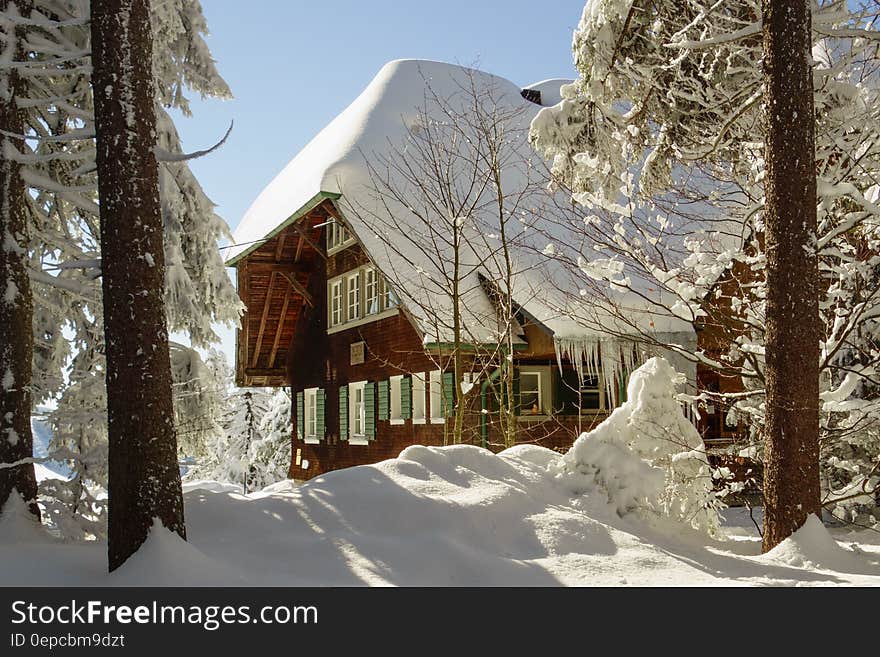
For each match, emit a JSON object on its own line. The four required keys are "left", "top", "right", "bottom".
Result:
{"left": 383, "top": 280, "right": 399, "bottom": 309}
{"left": 327, "top": 220, "right": 354, "bottom": 252}
{"left": 429, "top": 369, "right": 444, "bottom": 423}
{"left": 330, "top": 280, "right": 343, "bottom": 327}
{"left": 349, "top": 381, "right": 366, "bottom": 439}
{"left": 390, "top": 375, "right": 403, "bottom": 424}
{"left": 365, "top": 268, "right": 379, "bottom": 315}
{"left": 347, "top": 272, "right": 360, "bottom": 321}
{"left": 412, "top": 372, "right": 426, "bottom": 423}
{"left": 327, "top": 265, "right": 400, "bottom": 332}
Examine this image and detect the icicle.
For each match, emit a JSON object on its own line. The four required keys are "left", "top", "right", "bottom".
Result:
{"left": 553, "top": 335, "right": 647, "bottom": 408}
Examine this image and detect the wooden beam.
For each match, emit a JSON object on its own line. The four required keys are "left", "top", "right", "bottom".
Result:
{"left": 245, "top": 367, "right": 287, "bottom": 377}
{"left": 244, "top": 261, "right": 307, "bottom": 274}
{"left": 237, "top": 261, "right": 250, "bottom": 384}
{"left": 251, "top": 270, "right": 276, "bottom": 368}
{"left": 291, "top": 218, "right": 326, "bottom": 261}
{"left": 280, "top": 271, "right": 314, "bottom": 307}
{"left": 294, "top": 234, "right": 304, "bottom": 263}
{"left": 274, "top": 232, "right": 286, "bottom": 262}
{"left": 268, "top": 286, "right": 291, "bottom": 368}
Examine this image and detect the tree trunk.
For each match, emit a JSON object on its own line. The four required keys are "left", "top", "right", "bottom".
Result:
{"left": 0, "top": 0, "right": 39, "bottom": 520}
{"left": 91, "top": 0, "right": 185, "bottom": 571}
{"left": 761, "top": 0, "right": 821, "bottom": 552}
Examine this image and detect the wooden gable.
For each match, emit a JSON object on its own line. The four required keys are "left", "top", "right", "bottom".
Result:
{"left": 234, "top": 202, "right": 337, "bottom": 387}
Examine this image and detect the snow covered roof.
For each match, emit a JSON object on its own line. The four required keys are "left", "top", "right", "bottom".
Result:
{"left": 228, "top": 60, "right": 696, "bottom": 345}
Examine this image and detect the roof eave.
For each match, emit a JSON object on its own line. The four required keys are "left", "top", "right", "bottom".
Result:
{"left": 224, "top": 190, "right": 342, "bottom": 267}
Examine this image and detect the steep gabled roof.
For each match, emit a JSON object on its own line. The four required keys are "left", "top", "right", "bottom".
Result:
{"left": 227, "top": 60, "right": 700, "bottom": 347}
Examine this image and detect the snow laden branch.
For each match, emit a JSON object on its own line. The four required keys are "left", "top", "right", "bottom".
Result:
{"left": 529, "top": 0, "right": 880, "bottom": 527}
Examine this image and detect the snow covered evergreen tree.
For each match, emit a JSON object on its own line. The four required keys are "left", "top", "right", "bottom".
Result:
{"left": 204, "top": 388, "right": 270, "bottom": 493}
{"left": 0, "top": 0, "right": 241, "bottom": 537}
{"left": 190, "top": 387, "right": 293, "bottom": 493}
{"left": 251, "top": 389, "right": 292, "bottom": 489}
{"left": 0, "top": 0, "right": 40, "bottom": 519}
{"left": 91, "top": 0, "right": 186, "bottom": 570}
{"left": 529, "top": 0, "right": 880, "bottom": 537}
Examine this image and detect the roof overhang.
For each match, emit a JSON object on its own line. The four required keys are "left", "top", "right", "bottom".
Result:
{"left": 225, "top": 190, "right": 342, "bottom": 267}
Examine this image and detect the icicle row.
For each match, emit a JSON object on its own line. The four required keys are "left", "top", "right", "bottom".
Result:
{"left": 553, "top": 336, "right": 645, "bottom": 407}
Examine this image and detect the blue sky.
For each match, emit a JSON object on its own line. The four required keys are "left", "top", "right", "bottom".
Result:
{"left": 173, "top": 1, "right": 586, "bottom": 362}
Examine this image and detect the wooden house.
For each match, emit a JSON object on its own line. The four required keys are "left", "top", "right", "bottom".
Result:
{"left": 225, "top": 60, "right": 717, "bottom": 480}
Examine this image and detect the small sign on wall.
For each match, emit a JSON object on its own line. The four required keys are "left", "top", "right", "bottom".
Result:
{"left": 350, "top": 341, "right": 365, "bottom": 365}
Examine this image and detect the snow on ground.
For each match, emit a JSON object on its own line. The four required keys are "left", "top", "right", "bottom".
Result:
{"left": 2, "top": 444, "right": 878, "bottom": 586}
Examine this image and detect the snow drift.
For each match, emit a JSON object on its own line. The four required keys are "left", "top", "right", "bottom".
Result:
{"left": 560, "top": 357, "right": 721, "bottom": 533}
{"left": 2, "top": 360, "right": 878, "bottom": 586}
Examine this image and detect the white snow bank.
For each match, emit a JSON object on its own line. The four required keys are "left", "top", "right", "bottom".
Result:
{"left": 0, "top": 493, "right": 46, "bottom": 545}
{"left": 762, "top": 515, "right": 879, "bottom": 575}
{"left": 2, "top": 441, "right": 878, "bottom": 586}
{"left": 110, "top": 519, "right": 246, "bottom": 587}
{"left": 181, "top": 479, "right": 244, "bottom": 495}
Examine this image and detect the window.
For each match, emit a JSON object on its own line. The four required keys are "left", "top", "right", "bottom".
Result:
{"left": 347, "top": 272, "right": 360, "bottom": 321}
{"left": 327, "top": 265, "right": 400, "bottom": 332}
{"left": 383, "top": 280, "right": 399, "bottom": 309}
{"left": 412, "top": 372, "right": 426, "bottom": 423}
{"left": 390, "top": 375, "right": 403, "bottom": 424}
{"left": 349, "top": 381, "right": 366, "bottom": 438}
{"left": 327, "top": 220, "right": 354, "bottom": 252}
{"left": 517, "top": 366, "right": 553, "bottom": 417}
{"left": 429, "top": 369, "right": 444, "bottom": 423}
{"left": 365, "top": 268, "right": 379, "bottom": 315}
{"left": 330, "top": 280, "right": 343, "bottom": 327}
{"left": 304, "top": 388, "right": 318, "bottom": 441}
{"left": 580, "top": 372, "right": 605, "bottom": 410}
{"left": 520, "top": 371, "right": 542, "bottom": 415}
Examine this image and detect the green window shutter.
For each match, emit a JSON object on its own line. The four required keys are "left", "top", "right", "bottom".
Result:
{"left": 339, "top": 386, "right": 349, "bottom": 439}
{"left": 316, "top": 388, "right": 326, "bottom": 438}
{"left": 401, "top": 376, "right": 412, "bottom": 419}
{"left": 378, "top": 379, "right": 389, "bottom": 421}
{"left": 365, "top": 382, "right": 376, "bottom": 439}
{"left": 512, "top": 368, "right": 521, "bottom": 416}
{"left": 442, "top": 372, "right": 455, "bottom": 417}
{"left": 296, "top": 391, "right": 304, "bottom": 439}
{"left": 617, "top": 371, "right": 628, "bottom": 407}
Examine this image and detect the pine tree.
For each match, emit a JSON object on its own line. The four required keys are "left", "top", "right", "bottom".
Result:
{"left": 760, "top": 0, "right": 821, "bottom": 550}
{"left": 0, "top": 0, "right": 38, "bottom": 519}
{"left": 90, "top": 0, "right": 185, "bottom": 571}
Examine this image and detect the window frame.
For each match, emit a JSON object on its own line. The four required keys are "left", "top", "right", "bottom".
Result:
{"left": 579, "top": 370, "right": 606, "bottom": 412}
{"left": 347, "top": 271, "right": 361, "bottom": 322}
{"left": 389, "top": 375, "right": 404, "bottom": 425}
{"left": 365, "top": 267, "right": 379, "bottom": 316}
{"left": 412, "top": 372, "right": 426, "bottom": 424}
{"left": 348, "top": 380, "right": 367, "bottom": 442}
{"left": 517, "top": 365, "right": 553, "bottom": 420}
{"left": 429, "top": 369, "right": 445, "bottom": 424}
{"left": 327, "top": 264, "right": 400, "bottom": 334}
{"left": 519, "top": 371, "right": 543, "bottom": 416}
{"left": 329, "top": 279, "right": 343, "bottom": 327}
{"left": 326, "top": 219, "right": 355, "bottom": 254}
{"left": 304, "top": 387, "right": 319, "bottom": 443}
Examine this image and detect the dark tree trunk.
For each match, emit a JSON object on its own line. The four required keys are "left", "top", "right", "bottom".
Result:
{"left": 0, "top": 0, "right": 39, "bottom": 520}
{"left": 91, "top": 0, "right": 185, "bottom": 571}
{"left": 761, "top": 0, "right": 821, "bottom": 552}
